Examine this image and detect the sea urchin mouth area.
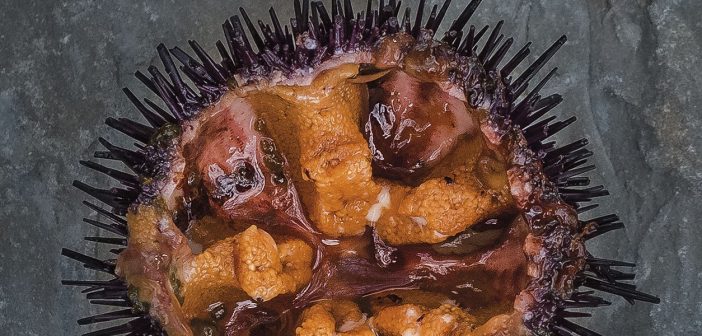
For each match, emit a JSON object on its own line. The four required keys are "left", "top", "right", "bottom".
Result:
{"left": 112, "top": 38, "right": 530, "bottom": 335}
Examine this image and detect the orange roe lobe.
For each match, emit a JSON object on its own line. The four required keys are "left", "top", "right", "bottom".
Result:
{"left": 235, "top": 225, "right": 313, "bottom": 301}
{"left": 379, "top": 163, "right": 512, "bottom": 245}
{"left": 183, "top": 236, "right": 239, "bottom": 294}
{"left": 264, "top": 63, "right": 382, "bottom": 237}
{"left": 179, "top": 236, "right": 245, "bottom": 320}
{"left": 296, "top": 300, "right": 373, "bottom": 336}
{"left": 277, "top": 237, "right": 315, "bottom": 289}
{"left": 181, "top": 225, "right": 313, "bottom": 302}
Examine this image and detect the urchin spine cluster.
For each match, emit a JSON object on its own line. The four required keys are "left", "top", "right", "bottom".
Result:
{"left": 62, "top": 0, "right": 659, "bottom": 335}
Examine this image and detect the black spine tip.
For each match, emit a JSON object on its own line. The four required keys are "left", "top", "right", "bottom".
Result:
{"left": 478, "top": 20, "right": 504, "bottom": 62}
{"left": 84, "top": 236, "right": 128, "bottom": 246}
{"left": 79, "top": 160, "right": 139, "bottom": 187}
{"left": 502, "top": 42, "right": 531, "bottom": 78}
{"left": 122, "top": 88, "right": 167, "bottom": 127}
{"left": 448, "top": 0, "right": 482, "bottom": 34}
{"left": 77, "top": 309, "right": 137, "bottom": 326}
{"left": 512, "top": 35, "right": 567, "bottom": 94}
{"left": 105, "top": 117, "right": 154, "bottom": 144}
{"left": 240, "top": 7, "right": 266, "bottom": 51}
{"left": 72, "top": 180, "right": 131, "bottom": 214}
{"left": 61, "top": 248, "right": 116, "bottom": 274}
{"left": 553, "top": 318, "right": 603, "bottom": 336}
{"left": 427, "top": 0, "right": 451, "bottom": 33}
{"left": 411, "top": 0, "right": 426, "bottom": 37}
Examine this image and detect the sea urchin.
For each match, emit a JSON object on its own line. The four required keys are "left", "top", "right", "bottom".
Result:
{"left": 63, "top": 0, "right": 659, "bottom": 335}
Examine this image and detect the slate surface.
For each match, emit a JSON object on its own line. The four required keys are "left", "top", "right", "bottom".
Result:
{"left": 0, "top": 0, "right": 699, "bottom": 335}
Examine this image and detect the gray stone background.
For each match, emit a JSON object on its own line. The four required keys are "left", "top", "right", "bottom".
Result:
{"left": 0, "top": 0, "right": 700, "bottom": 335}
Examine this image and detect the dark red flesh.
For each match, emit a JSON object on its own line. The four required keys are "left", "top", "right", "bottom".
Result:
{"left": 363, "top": 70, "right": 476, "bottom": 184}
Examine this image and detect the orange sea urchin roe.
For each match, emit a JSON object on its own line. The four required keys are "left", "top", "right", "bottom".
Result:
{"left": 296, "top": 300, "right": 374, "bottom": 336}
{"left": 378, "top": 157, "right": 512, "bottom": 245}
{"left": 181, "top": 225, "right": 313, "bottom": 303}
{"left": 261, "top": 64, "right": 382, "bottom": 237}
{"left": 235, "top": 225, "right": 311, "bottom": 300}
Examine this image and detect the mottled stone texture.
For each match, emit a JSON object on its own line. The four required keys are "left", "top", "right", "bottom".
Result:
{"left": 0, "top": 0, "right": 699, "bottom": 335}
